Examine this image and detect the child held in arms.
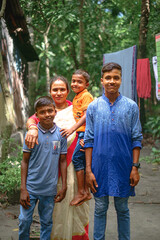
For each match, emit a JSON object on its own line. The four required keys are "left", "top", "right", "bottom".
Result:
{"left": 61, "top": 69, "right": 93, "bottom": 206}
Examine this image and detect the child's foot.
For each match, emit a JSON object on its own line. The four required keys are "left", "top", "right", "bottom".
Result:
{"left": 70, "top": 192, "right": 87, "bottom": 206}
{"left": 76, "top": 193, "right": 92, "bottom": 206}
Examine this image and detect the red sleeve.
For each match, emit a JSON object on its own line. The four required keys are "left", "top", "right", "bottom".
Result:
{"left": 66, "top": 100, "right": 72, "bottom": 106}
{"left": 29, "top": 114, "right": 39, "bottom": 125}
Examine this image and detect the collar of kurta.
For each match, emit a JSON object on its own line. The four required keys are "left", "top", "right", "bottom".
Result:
{"left": 37, "top": 122, "right": 57, "bottom": 134}
{"left": 74, "top": 89, "right": 88, "bottom": 99}
{"left": 102, "top": 93, "right": 122, "bottom": 105}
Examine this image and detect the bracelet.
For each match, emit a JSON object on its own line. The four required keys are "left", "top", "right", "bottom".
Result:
{"left": 28, "top": 126, "right": 38, "bottom": 130}
{"left": 28, "top": 123, "right": 37, "bottom": 129}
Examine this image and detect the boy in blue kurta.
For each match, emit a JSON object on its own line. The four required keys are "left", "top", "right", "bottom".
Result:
{"left": 84, "top": 63, "right": 143, "bottom": 240}
{"left": 19, "top": 96, "right": 67, "bottom": 240}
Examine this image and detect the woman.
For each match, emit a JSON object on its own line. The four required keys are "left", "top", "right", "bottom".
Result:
{"left": 25, "top": 76, "right": 89, "bottom": 240}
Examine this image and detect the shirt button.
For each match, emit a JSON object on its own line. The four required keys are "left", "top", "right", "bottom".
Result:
{"left": 112, "top": 119, "right": 114, "bottom": 121}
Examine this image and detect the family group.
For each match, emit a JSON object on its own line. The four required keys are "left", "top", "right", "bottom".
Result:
{"left": 19, "top": 62, "right": 142, "bottom": 240}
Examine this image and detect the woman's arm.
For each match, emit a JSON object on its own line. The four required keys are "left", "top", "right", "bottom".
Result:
{"left": 25, "top": 117, "right": 39, "bottom": 149}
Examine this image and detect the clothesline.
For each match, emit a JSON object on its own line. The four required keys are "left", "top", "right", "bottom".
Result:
{"left": 103, "top": 45, "right": 160, "bottom": 101}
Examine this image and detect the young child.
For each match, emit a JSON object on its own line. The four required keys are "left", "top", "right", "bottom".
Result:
{"left": 19, "top": 96, "right": 67, "bottom": 240}
{"left": 61, "top": 69, "right": 93, "bottom": 206}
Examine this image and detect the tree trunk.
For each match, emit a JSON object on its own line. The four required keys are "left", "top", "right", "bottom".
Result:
{"left": 0, "top": 53, "right": 14, "bottom": 162}
{"left": 79, "top": 0, "right": 85, "bottom": 68}
{"left": 27, "top": 19, "right": 39, "bottom": 115}
{"left": 70, "top": 42, "right": 79, "bottom": 69}
{"left": 0, "top": 0, "right": 6, "bottom": 18}
{"left": 0, "top": 53, "right": 15, "bottom": 127}
{"left": 44, "top": 24, "right": 51, "bottom": 93}
{"left": 138, "top": 0, "right": 150, "bottom": 130}
{"left": 28, "top": 61, "right": 39, "bottom": 115}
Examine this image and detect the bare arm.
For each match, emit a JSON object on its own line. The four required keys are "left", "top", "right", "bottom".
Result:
{"left": 20, "top": 152, "right": 31, "bottom": 209}
{"left": 25, "top": 118, "right": 39, "bottom": 149}
{"left": 60, "top": 110, "right": 87, "bottom": 138}
{"left": 85, "top": 147, "right": 98, "bottom": 193}
{"left": 130, "top": 147, "right": 141, "bottom": 187}
{"left": 54, "top": 154, "right": 67, "bottom": 202}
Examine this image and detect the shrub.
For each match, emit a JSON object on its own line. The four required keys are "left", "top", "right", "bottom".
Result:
{"left": 144, "top": 116, "right": 160, "bottom": 139}
{"left": 0, "top": 146, "right": 22, "bottom": 194}
{"left": 140, "top": 147, "right": 160, "bottom": 164}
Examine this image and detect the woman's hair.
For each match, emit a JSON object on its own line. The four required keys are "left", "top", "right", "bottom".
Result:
{"left": 101, "top": 62, "right": 122, "bottom": 77}
{"left": 50, "top": 76, "right": 69, "bottom": 92}
{"left": 72, "top": 69, "right": 90, "bottom": 83}
{"left": 34, "top": 96, "right": 55, "bottom": 112}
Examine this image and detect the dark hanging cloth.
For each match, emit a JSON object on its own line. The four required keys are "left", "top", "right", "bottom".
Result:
{"left": 103, "top": 45, "right": 137, "bottom": 102}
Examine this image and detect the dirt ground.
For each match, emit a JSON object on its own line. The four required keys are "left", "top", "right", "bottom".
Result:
{"left": 0, "top": 146, "right": 160, "bottom": 240}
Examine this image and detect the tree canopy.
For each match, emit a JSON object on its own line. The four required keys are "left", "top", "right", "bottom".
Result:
{"left": 19, "top": 0, "right": 160, "bottom": 102}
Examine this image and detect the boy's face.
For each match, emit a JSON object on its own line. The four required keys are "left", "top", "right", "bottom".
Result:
{"left": 36, "top": 104, "right": 56, "bottom": 129}
{"left": 71, "top": 74, "right": 89, "bottom": 94}
{"left": 101, "top": 69, "right": 122, "bottom": 96}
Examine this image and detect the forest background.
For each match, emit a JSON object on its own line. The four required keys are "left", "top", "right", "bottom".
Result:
{"left": 19, "top": 0, "right": 160, "bottom": 126}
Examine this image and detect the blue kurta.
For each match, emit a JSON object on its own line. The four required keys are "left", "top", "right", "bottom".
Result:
{"left": 84, "top": 94, "right": 143, "bottom": 198}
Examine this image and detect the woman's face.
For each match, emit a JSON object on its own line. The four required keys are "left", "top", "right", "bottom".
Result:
{"left": 50, "top": 80, "right": 69, "bottom": 106}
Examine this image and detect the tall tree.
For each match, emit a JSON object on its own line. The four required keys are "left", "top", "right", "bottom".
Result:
{"left": 138, "top": 0, "right": 150, "bottom": 129}
{"left": 79, "top": 0, "right": 85, "bottom": 68}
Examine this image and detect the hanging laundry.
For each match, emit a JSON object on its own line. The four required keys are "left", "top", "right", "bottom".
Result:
{"left": 155, "top": 33, "right": 160, "bottom": 100}
{"left": 152, "top": 56, "right": 160, "bottom": 101}
{"left": 136, "top": 58, "right": 151, "bottom": 99}
{"left": 103, "top": 45, "right": 137, "bottom": 102}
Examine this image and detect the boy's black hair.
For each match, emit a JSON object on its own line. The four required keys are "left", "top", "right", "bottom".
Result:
{"left": 34, "top": 96, "right": 55, "bottom": 112}
{"left": 50, "top": 76, "right": 69, "bottom": 92}
{"left": 73, "top": 69, "right": 90, "bottom": 83}
{"left": 101, "top": 62, "right": 122, "bottom": 77}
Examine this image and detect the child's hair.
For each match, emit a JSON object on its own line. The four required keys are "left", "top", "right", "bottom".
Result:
{"left": 101, "top": 62, "right": 122, "bottom": 77}
{"left": 34, "top": 96, "right": 55, "bottom": 112}
{"left": 73, "top": 69, "right": 90, "bottom": 83}
{"left": 50, "top": 76, "right": 70, "bottom": 92}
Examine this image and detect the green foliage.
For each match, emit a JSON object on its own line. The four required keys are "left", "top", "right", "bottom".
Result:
{"left": 19, "top": 0, "right": 160, "bottom": 109}
{"left": 19, "top": 0, "right": 143, "bottom": 96}
{"left": 140, "top": 147, "right": 160, "bottom": 164}
{"left": 144, "top": 116, "right": 160, "bottom": 138}
{"left": 0, "top": 146, "right": 22, "bottom": 194}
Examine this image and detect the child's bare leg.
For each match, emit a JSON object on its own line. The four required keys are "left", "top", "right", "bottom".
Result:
{"left": 70, "top": 169, "right": 87, "bottom": 206}
{"left": 76, "top": 174, "right": 92, "bottom": 206}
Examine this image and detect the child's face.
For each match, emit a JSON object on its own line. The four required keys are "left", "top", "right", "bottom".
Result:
{"left": 36, "top": 104, "right": 56, "bottom": 129}
{"left": 101, "top": 69, "right": 121, "bottom": 96}
{"left": 71, "top": 74, "right": 89, "bottom": 94}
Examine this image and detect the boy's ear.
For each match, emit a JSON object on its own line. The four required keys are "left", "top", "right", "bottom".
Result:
{"left": 86, "top": 82, "right": 89, "bottom": 88}
{"left": 35, "top": 112, "right": 38, "bottom": 117}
